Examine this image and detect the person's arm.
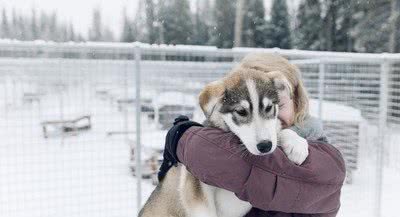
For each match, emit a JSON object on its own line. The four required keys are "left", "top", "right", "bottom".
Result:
{"left": 177, "top": 126, "right": 346, "bottom": 214}
{"left": 244, "top": 208, "right": 339, "bottom": 217}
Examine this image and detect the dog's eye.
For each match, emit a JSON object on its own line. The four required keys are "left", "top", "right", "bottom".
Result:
{"left": 235, "top": 109, "right": 247, "bottom": 117}
{"left": 265, "top": 105, "right": 273, "bottom": 113}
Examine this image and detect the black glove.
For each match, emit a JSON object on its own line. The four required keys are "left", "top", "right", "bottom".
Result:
{"left": 158, "top": 115, "right": 203, "bottom": 182}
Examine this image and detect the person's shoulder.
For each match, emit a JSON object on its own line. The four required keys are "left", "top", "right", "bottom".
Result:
{"left": 291, "top": 115, "right": 328, "bottom": 141}
{"left": 304, "top": 115, "right": 323, "bottom": 130}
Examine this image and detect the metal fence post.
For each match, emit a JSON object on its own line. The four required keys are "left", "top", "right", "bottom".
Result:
{"left": 318, "top": 61, "right": 325, "bottom": 123}
{"left": 134, "top": 45, "right": 142, "bottom": 215}
{"left": 376, "top": 57, "right": 389, "bottom": 217}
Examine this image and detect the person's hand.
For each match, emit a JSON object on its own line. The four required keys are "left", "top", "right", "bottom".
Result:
{"left": 278, "top": 129, "right": 309, "bottom": 165}
{"left": 157, "top": 115, "right": 203, "bottom": 181}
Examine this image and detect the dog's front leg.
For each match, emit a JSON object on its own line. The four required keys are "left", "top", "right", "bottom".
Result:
{"left": 279, "top": 129, "right": 309, "bottom": 165}
{"left": 197, "top": 183, "right": 219, "bottom": 217}
{"left": 179, "top": 166, "right": 218, "bottom": 217}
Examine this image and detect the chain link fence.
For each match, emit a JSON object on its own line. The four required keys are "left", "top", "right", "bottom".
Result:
{"left": 0, "top": 41, "right": 399, "bottom": 217}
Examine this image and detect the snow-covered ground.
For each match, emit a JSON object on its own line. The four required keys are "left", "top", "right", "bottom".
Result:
{"left": 339, "top": 124, "right": 400, "bottom": 217}
{"left": 0, "top": 86, "right": 155, "bottom": 217}
{"left": 1, "top": 75, "right": 400, "bottom": 217}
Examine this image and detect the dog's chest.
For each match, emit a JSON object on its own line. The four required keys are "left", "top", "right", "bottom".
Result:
{"left": 215, "top": 189, "right": 251, "bottom": 217}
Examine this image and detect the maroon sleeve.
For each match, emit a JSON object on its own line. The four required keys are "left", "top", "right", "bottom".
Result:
{"left": 244, "top": 208, "right": 339, "bottom": 217}
{"left": 177, "top": 127, "right": 346, "bottom": 215}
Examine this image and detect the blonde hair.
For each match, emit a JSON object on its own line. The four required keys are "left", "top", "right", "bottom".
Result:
{"left": 237, "top": 53, "right": 310, "bottom": 125}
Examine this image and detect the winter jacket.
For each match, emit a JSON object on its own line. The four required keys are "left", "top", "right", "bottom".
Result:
{"left": 176, "top": 127, "right": 346, "bottom": 217}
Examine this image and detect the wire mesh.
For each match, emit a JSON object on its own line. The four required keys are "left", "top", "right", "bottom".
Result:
{"left": 0, "top": 57, "right": 139, "bottom": 217}
{"left": 0, "top": 42, "right": 399, "bottom": 217}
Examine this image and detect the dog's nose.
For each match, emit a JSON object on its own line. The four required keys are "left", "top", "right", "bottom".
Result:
{"left": 257, "top": 141, "right": 273, "bottom": 153}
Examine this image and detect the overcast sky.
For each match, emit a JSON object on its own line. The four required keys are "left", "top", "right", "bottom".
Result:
{"left": 0, "top": 0, "right": 299, "bottom": 39}
{"left": 0, "top": 0, "right": 139, "bottom": 38}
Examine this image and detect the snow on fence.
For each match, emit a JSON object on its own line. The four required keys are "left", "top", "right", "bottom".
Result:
{"left": 0, "top": 41, "right": 400, "bottom": 217}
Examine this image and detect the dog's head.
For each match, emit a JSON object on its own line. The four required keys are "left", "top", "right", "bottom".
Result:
{"left": 199, "top": 71, "right": 290, "bottom": 155}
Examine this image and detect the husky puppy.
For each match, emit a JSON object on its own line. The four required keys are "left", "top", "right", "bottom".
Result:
{"left": 139, "top": 56, "right": 308, "bottom": 217}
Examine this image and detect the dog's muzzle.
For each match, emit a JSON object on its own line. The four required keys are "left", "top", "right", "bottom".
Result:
{"left": 257, "top": 141, "right": 273, "bottom": 153}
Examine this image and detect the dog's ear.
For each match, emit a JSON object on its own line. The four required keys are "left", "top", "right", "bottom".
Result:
{"left": 273, "top": 77, "right": 292, "bottom": 96}
{"left": 267, "top": 71, "right": 293, "bottom": 97}
{"left": 199, "top": 80, "right": 225, "bottom": 117}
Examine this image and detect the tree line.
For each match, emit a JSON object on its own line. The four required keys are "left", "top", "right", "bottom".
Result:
{"left": 1, "top": 0, "right": 399, "bottom": 53}
{"left": 0, "top": 8, "right": 84, "bottom": 42}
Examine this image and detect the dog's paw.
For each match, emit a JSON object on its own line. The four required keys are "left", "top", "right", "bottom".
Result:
{"left": 279, "top": 129, "right": 309, "bottom": 165}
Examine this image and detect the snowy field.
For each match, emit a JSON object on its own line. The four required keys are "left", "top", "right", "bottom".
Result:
{"left": 1, "top": 67, "right": 400, "bottom": 217}
{"left": 0, "top": 84, "right": 155, "bottom": 217}
{"left": 339, "top": 124, "right": 400, "bottom": 217}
